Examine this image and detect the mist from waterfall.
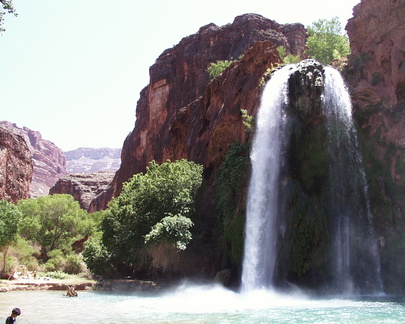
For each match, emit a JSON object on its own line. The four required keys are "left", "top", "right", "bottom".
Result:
{"left": 241, "top": 64, "right": 382, "bottom": 294}
{"left": 241, "top": 65, "right": 294, "bottom": 291}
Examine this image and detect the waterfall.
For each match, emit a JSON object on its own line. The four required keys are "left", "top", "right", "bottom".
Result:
{"left": 241, "top": 65, "right": 293, "bottom": 291}
{"left": 241, "top": 63, "right": 382, "bottom": 294}
{"left": 323, "top": 67, "right": 383, "bottom": 294}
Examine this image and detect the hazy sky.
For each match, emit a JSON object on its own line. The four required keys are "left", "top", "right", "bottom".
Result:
{"left": 0, "top": 0, "right": 360, "bottom": 151}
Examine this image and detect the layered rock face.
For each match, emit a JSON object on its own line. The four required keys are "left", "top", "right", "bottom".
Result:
{"left": 65, "top": 147, "right": 121, "bottom": 173}
{"left": 49, "top": 171, "right": 115, "bottom": 211}
{"left": 346, "top": 0, "right": 405, "bottom": 293}
{"left": 0, "top": 121, "right": 67, "bottom": 198}
{"left": 0, "top": 126, "right": 33, "bottom": 202}
{"left": 106, "top": 13, "right": 306, "bottom": 203}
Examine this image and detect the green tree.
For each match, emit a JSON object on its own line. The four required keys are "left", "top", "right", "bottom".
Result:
{"left": 101, "top": 159, "right": 203, "bottom": 275}
{"left": 1, "top": 0, "right": 17, "bottom": 33}
{"left": 17, "top": 194, "right": 95, "bottom": 261}
{"left": 306, "top": 17, "right": 350, "bottom": 65}
{"left": 144, "top": 214, "right": 194, "bottom": 250}
{"left": 0, "top": 200, "right": 22, "bottom": 274}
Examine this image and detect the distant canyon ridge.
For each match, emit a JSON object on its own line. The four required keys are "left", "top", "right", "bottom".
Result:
{"left": 0, "top": 121, "right": 120, "bottom": 205}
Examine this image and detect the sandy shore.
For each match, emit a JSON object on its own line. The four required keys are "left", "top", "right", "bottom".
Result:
{"left": 0, "top": 278, "right": 95, "bottom": 292}
{"left": 0, "top": 278, "right": 167, "bottom": 293}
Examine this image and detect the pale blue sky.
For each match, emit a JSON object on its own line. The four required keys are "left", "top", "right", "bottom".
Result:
{"left": 0, "top": 0, "right": 360, "bottom": 151}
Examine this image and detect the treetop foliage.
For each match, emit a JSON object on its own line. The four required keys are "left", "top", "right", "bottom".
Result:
{"left": 0, "top": 0, "right": 17, "bottom": 33}
{"left": 0, "top": 200, "right": 22, "bottom": 248}
{"left": 17, "top": 194, "right": 95, "bottom": 259}
{"left": 306, "top": 17, "right": 351, "bottom": 65}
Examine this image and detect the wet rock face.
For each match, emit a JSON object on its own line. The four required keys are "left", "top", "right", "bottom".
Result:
{"left": 288, "top": 59, "right": 324, "bottom": 121}
{"left": 0, "top": 126, "right": 33, "bottom": 202}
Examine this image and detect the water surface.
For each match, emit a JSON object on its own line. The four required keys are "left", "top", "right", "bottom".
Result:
{"left": 1, "top": 284, "right": 404, "bottom": 323}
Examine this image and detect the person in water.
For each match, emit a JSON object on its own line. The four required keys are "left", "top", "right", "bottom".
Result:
{"left": 5, "top": 308, "right": 21, "bottom": 324}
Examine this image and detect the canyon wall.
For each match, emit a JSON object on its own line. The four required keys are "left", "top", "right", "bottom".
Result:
{"left": 95, "top": 13, "right": 306, "bottom": 209}
{"left": 65, "top": 147, "right": 121, "bottom": 173}
{"left": 0, "top": 121, "right": 67, "bottom": 198}
{"left": 346, "top": 0, "right": 405, "bottom": 293}
{"left": 0, "top": 126, "right": 33, "bottom": 202}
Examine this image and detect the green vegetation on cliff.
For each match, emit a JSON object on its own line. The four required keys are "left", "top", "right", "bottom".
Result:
{"left": 214, "top": 142, "right": 250, "bottom": 269}
{"left": 207, "top": 60, "right": 235, "bottom": 79}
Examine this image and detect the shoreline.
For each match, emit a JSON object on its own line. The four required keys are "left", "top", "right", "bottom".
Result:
{"left": 0, "top": 278, "right": 166, "bottom": 293}
{"left": 0, "top": 278, "right": 95, "bottom": 292}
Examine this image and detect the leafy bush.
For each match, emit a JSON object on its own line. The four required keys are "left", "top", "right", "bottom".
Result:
{"left": 64, "top": 254, "right": 85, "bottom": 274}
{"left": 83, "top": 237, "right": 116, "bottom": 277}
{"left": 306, "top": 17, "right": 350, "bottom": 65}
{"left": 41, "top": 270, "right": 70, "bottom": 280}
{"left": 102, "top": 159, "right": 203, "bottom": 274}
{"left": 145, "top": 214, "right": 194, "bottom": 250}
{"left": 207, "top": 60, "right": 234, "bottom": 79}
{"left": 240, "top": 109, "right": 253, "bottom": 134}
{"left": 0, "top": 200, "right": 23, "bottom": 274}
{"left": 276, "top": 46, "right": 301, "bottom": 64}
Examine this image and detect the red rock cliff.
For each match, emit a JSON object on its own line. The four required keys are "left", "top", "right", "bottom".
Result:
{"left": 346, "top": 0, "right": 405, "bottom": 211}
{"left": 0, "top": 126, "right": 33, "bottom": 202}
{"left": 93, "top": 14, "right": 306, "bottom": 210}
{"left": 0, "top": 121, "right": 67, "bottom": 198}
{"left": 346, "top": 0, "right": 405, "bottom": 293}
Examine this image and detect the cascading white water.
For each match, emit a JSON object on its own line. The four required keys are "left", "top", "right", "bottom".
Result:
{"left": 241, "top": 63, "right": 382, "bottom": 294}
{"left": 323, "top": 67, "right": 383, "bottom": 294}
{"left": 241, "top": 66, "right": 294, "bottom": 291}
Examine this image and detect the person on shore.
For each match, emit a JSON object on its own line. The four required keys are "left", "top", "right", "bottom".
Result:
{"left": 5, "top": 308, "right": 21, "bottom": 324}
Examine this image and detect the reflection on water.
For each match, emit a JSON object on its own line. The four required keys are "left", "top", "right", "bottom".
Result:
{"left": 0, "top": 284, "right": 404, "bottom": 323}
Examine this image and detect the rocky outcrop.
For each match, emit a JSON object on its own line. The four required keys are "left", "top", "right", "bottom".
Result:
{"left": 65, "top": 147, "right": 121, "bottom": 173}
{"left": 0, "top": 126, "right": 33, "bottom": 202}
{"left": 49, "top": 171, "right": 115, "bottom": 211}
{"left": 346, "top": 0, "right": 405, "bottom": 108}
{"left": 345, "top": 0, "right": 405, "bottom": 293}
{"left": 100, "top": 14, "right": 306, "bottom": 207}
{"left": 0, "top": 121, "right": 67, "bottom": 198}
{"left": 346, "top": 0, "right": 405, "bottom": 161}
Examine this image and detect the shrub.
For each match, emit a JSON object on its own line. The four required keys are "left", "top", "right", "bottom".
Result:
{"left": 207, "top": 60, "right": 234, "bottom": 79}
{"left": 83, "top": 237, "right": 117, "bottom": 277}
{"left": 276, "top": 46, "right": 301, "bottom": 64}
{"left": 101, "top": 159, "right": 203, "bottom": 274}
{"left": 64, "top": 254, "right": 85, "bottom": 274}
